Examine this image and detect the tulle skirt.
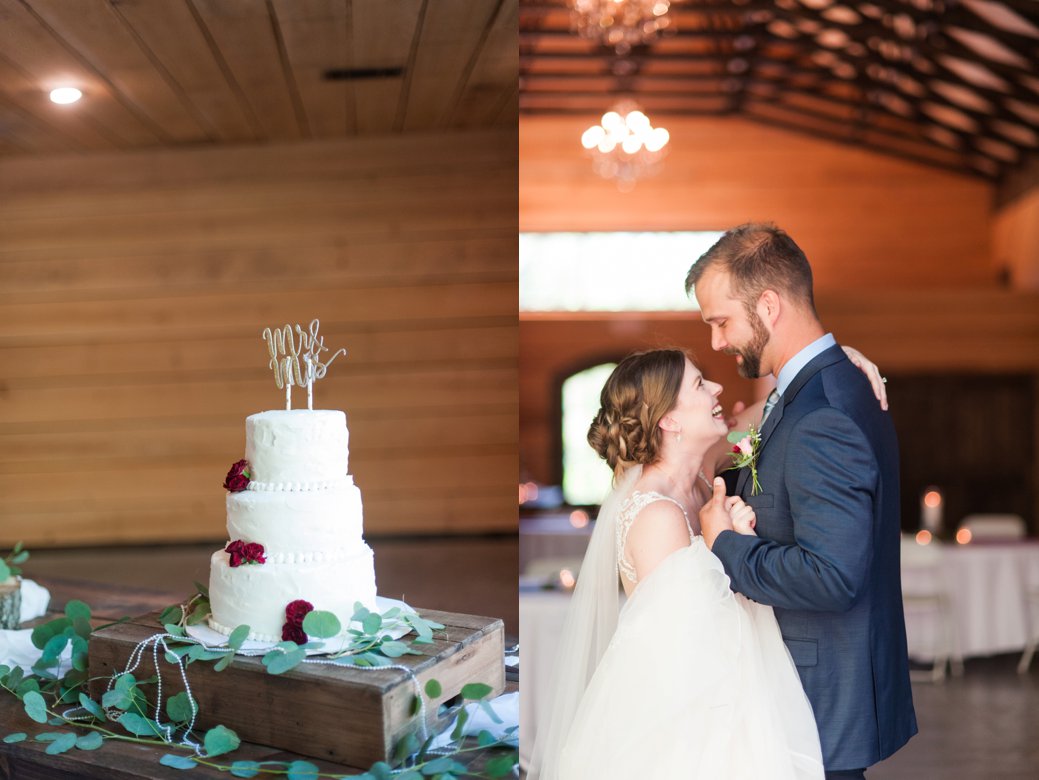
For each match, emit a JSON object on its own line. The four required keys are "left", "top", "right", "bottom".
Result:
{"left": 558, "top": 539, "right": 824, "bottom": 779}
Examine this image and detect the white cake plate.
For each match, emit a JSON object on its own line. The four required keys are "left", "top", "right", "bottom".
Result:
{"left": 185, "top": 596, "right": 416, "bottom": 656}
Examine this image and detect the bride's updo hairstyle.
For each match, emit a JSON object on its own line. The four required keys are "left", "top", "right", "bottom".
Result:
{"left": 587, "top": 349, "right": 687, "bottom": 476}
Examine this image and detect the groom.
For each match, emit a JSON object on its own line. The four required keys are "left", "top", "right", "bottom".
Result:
{"left": 688, "top": 224, "right": 916, "bottom": 779}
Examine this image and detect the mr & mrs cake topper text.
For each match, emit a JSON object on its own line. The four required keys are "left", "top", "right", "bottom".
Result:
{"left": 262, "top": 319, "right": 346, "bottom": 410}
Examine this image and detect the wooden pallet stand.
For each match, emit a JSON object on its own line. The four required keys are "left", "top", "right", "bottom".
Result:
{"left": 88, "top": 607, "right": 505, "bottom": 768}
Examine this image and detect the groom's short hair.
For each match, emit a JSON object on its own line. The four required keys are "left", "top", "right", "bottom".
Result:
{"left": 685, "top": 223, "right": 817, "bottom": 315}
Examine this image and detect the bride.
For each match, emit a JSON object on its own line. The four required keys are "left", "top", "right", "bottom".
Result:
{"left": 529, "top": 348, "right": 882, "bottom": 779}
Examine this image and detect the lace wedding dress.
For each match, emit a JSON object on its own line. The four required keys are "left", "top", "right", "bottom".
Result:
{"left": 531, "top": 467, "right": 823, "bottom": 780}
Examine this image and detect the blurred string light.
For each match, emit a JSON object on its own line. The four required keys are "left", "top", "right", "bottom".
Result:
{"left": 49, "top": 87, "right": 82, "bottom": 104}
{"left": 570, "top": 0, "right": 673, "bottom": 54}
{"left": 580, "top": 102, "right": 670, "bottom": 191}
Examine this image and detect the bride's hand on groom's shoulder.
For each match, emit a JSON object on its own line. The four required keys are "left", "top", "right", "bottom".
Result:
{"left": 842, "top": 345, "right": 889, "bottom": 410}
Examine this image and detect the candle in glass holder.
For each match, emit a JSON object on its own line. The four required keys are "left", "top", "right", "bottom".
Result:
{"left": 921, "top": 487, "right": 943, "bottom": 535}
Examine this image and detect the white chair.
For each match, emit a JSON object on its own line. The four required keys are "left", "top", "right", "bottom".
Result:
{"left": 900, "top": 536, "right": 961, "bottom": 681}
{"left": 960, "top": 514, "right": 1026, "bottom": 541}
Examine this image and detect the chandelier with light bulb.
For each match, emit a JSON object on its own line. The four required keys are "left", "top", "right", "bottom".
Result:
{"left": 580, "top": 103, "right": 670, "bottom": 190}
{"left": 570, "top": 0, "right": 673, "bottom": 54}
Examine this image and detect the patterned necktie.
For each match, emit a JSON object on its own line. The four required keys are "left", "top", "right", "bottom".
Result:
{"left": 761, "top": 389, "right": 780, "bottom": 425}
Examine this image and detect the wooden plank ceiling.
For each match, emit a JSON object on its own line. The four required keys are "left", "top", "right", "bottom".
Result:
{"left": 519, "top": 0, "right": 1039, "bottom": 179}
{"left": 0, "top": 0, "right": 518, "bottom": 157}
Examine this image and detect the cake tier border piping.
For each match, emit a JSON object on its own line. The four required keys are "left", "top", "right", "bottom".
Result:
{"left": 246, "top": 476, "right": 352, "bottom": 493}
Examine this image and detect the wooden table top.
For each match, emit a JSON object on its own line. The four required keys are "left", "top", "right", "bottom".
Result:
{"left": 1, "top": 577, "right": 517, "bottom": 779}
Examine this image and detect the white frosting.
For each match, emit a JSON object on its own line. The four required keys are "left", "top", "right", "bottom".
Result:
{"left": 245, "top": 410, "right": 349, "bottom": 484}
{"left": 208, "top": 408, "right": 377, "bottom": 643}
{"left": 227, "top": 479, "right": 363, "bottom": 551}
{"left": 207, "top": 546, "right": 377, "bottom": 641}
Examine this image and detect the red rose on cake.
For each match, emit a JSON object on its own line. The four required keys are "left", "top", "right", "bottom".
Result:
{"left": 225, "top": 540, "right": 266, "bottom": 567}
{"left": 282, "top": 599, "right": 315, "bottom": 644}
{"left": 223, "top": 459, "right": 251, "bottom": 492}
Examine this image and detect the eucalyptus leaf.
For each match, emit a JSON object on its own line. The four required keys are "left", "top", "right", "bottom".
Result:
{"left": 460, "top": 682, "right": 493, "bottom": 701}
{"left": 424, "top": 679, "right": 442, "bottom": 699}
{"left": 45, "top": 732, "right": 78, "bottom": 756}
{"left": 420, "top": 756, "right": 457, "bottom": 775}
{"left": 479, "top": 700, "right": 504, "bottom": 724}
{"left": 214, "top": 653, "right": 233, "bottom": 672}
{"left": 395, "top": 772, "right": 422, "bottom": 780}
{"left": 409, "top": 694, "right": 421, "bottom": 716}
{"left": 31, "top": 618, "right": 70, "bottom": 651}
{"left": 160, "top": 753, "right": 198, "bottom": 770}
{"left": 477, "top": 729, "right": 496, "bottom": 748}
{"left": 187, "top": 601, "right": 210, "bottom": 626}
{"left": 227, "top": 624, "right": 251, "bottom": 650}
{"left": 13, "top": 541, "right": 23, "bottom": 554}
{"left": 391, "top": 731, "right": 420, "bottom": 765}
{"left": 159, "top": 605, "right": 184, "bottom": 625}
{"left": 262, "top": 647, "right": 307, "bottom": 675}
{"left": 4, "top": 666, "right": 23, "bottom": 690}
{"left": 485, "top": 754, "right": 518, "bottom": 778}
{"left": 34, "top": 732, "right": 63, "bottom": 742}
{"left": 118, "top": 712, "right": 162, "bottom": 737}
{"left": 203, "top": 724, "right": 240, "bottom": 757}
{"left": 302, "top": 610, "right": 341, "bottom": 639}
{"left": 11, "top": 551, "right": 29, "bottom": 565}
{"left": 167, "top": 691, "right": 197, "bottom": 723}
{"left": 193, "top": 581, "right": 209, "bottom": 598}
{"left": 286, "top": 759, "right": 321, "bottom": 780}
{"left": 368, "top": 762, "right": 394, "bottom": 780}
{"left": 450, "top": 708, "right": 469, "bottom": 741}
{"left": 78, "top": 693, "right": 105, "bottom": 720}
{"left": 101, "top": 689, "right": 131, "bottom": 711}
{"left": 229, "top": 761, "right": 262, "bottom": 778}
{"left": 72, "top": 652, "right": 89, "bottom": 673}
{"left": 15, "top": 678, "right": 39, "bottom": 698}
{"left": 64, "top": 600, "right": 91, "bottom": 622}
{"left": 114, "top": 673, "right": 137, "bottom": 693}
{"left": 22, "top": 691, "right": 48, "bottom": 723}
{"left": 75, "top": 731, "right": 104, "bottom": 750}
{"left": 377, "top": 641, "right": 411, "bottom": 658}
{"left": 3, "top": 732, "right": 26, "bottom": 743}
{"left": 0, "top": 561, "right": 9, "bottom": 581}
{"left": 362, "top": 612, "right": 383, "bottom": 635}
{"left": 164, "top": 624, "right": 187, "bottom": 638}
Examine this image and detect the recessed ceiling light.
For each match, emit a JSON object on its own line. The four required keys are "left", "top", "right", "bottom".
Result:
{"left": 49, "top": 87, "right": 82, "bottom": 104}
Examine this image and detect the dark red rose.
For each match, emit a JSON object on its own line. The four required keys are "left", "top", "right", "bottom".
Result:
{"left": 223, "top": 459, "right": 251, "bottom": 491}
{"left": 242, "top": 542, "right": 266, "bottom": 565}
{"left": 225, "top": 540, "right": 245, "bottom": 567}
{"left": 225, "top": 540, "right": 265, "bottom": 567}
{"left": 285, "top": 599, "right": 314, "bottom": 624}
{"left": 732, "top": 445, "right": 741, "bottom": 454}
{"left": 282, "top": 623, "right": 307, "bottom": 644}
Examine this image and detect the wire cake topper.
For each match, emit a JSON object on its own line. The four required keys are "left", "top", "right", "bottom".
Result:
{"left": 262, "top": 319, "right": 347, "bottom": 410}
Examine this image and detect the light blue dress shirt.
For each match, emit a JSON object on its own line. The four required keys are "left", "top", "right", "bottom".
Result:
{"left": 775, "top": 332, "right": 836, "bottom": 396}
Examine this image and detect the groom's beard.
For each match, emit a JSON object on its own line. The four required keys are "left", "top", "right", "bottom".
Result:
{"left": 727, "top": 310, "right": 770, "bottom": 379}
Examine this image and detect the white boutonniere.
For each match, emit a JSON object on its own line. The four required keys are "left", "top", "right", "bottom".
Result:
{"left": 727, "top": 426, "right": 762, "bottom": 496}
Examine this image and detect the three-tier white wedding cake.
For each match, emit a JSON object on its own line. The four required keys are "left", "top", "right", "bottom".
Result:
{"left": 207, "top": 409, "right": 378, "bottom": 642}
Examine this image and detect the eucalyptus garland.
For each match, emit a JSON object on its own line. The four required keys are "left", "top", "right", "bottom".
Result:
{"left": 0, "top": 590, "right": 518, "bottom": 779}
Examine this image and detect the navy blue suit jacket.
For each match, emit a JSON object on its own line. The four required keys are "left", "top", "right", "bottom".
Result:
{"left": 712, "top": 344, "right": 917, "bottom": 770}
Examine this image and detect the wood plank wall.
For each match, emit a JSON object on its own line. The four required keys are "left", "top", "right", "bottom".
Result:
{"left": 520, "top": 116, "right": 996, "bottom": 290}
{"left": 0, "top": 129, "right": 518, "bottom": 548}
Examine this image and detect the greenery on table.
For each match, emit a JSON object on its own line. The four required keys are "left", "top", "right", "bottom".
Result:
{"left": 0, "top": 541, "right": 30, "bottom": 582}
{"left": 0, "top": 590, "right": 518, "bottom": 779}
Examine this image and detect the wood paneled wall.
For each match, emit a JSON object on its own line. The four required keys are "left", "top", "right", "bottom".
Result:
{"left": 520, "top": 291, "right": 1039, "bottom": 527}
{"left": 521, "top": 116, "right": 996, "bottom": 290}
{"left": 0, "top": 129, "right": 518, "bottom": 548}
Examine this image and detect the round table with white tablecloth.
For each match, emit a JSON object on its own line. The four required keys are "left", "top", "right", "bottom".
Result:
{"left": 901, "top": 540, "right": 1039, "bottom": 661}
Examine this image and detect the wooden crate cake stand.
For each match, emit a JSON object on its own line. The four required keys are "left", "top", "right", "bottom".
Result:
{"left": 88, "top": 607, "right": 505, "bottom": 768}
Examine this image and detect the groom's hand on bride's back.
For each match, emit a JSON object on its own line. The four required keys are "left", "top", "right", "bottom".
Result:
{"left": 700, "top": 477, "right": 735, "bottom": 550}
